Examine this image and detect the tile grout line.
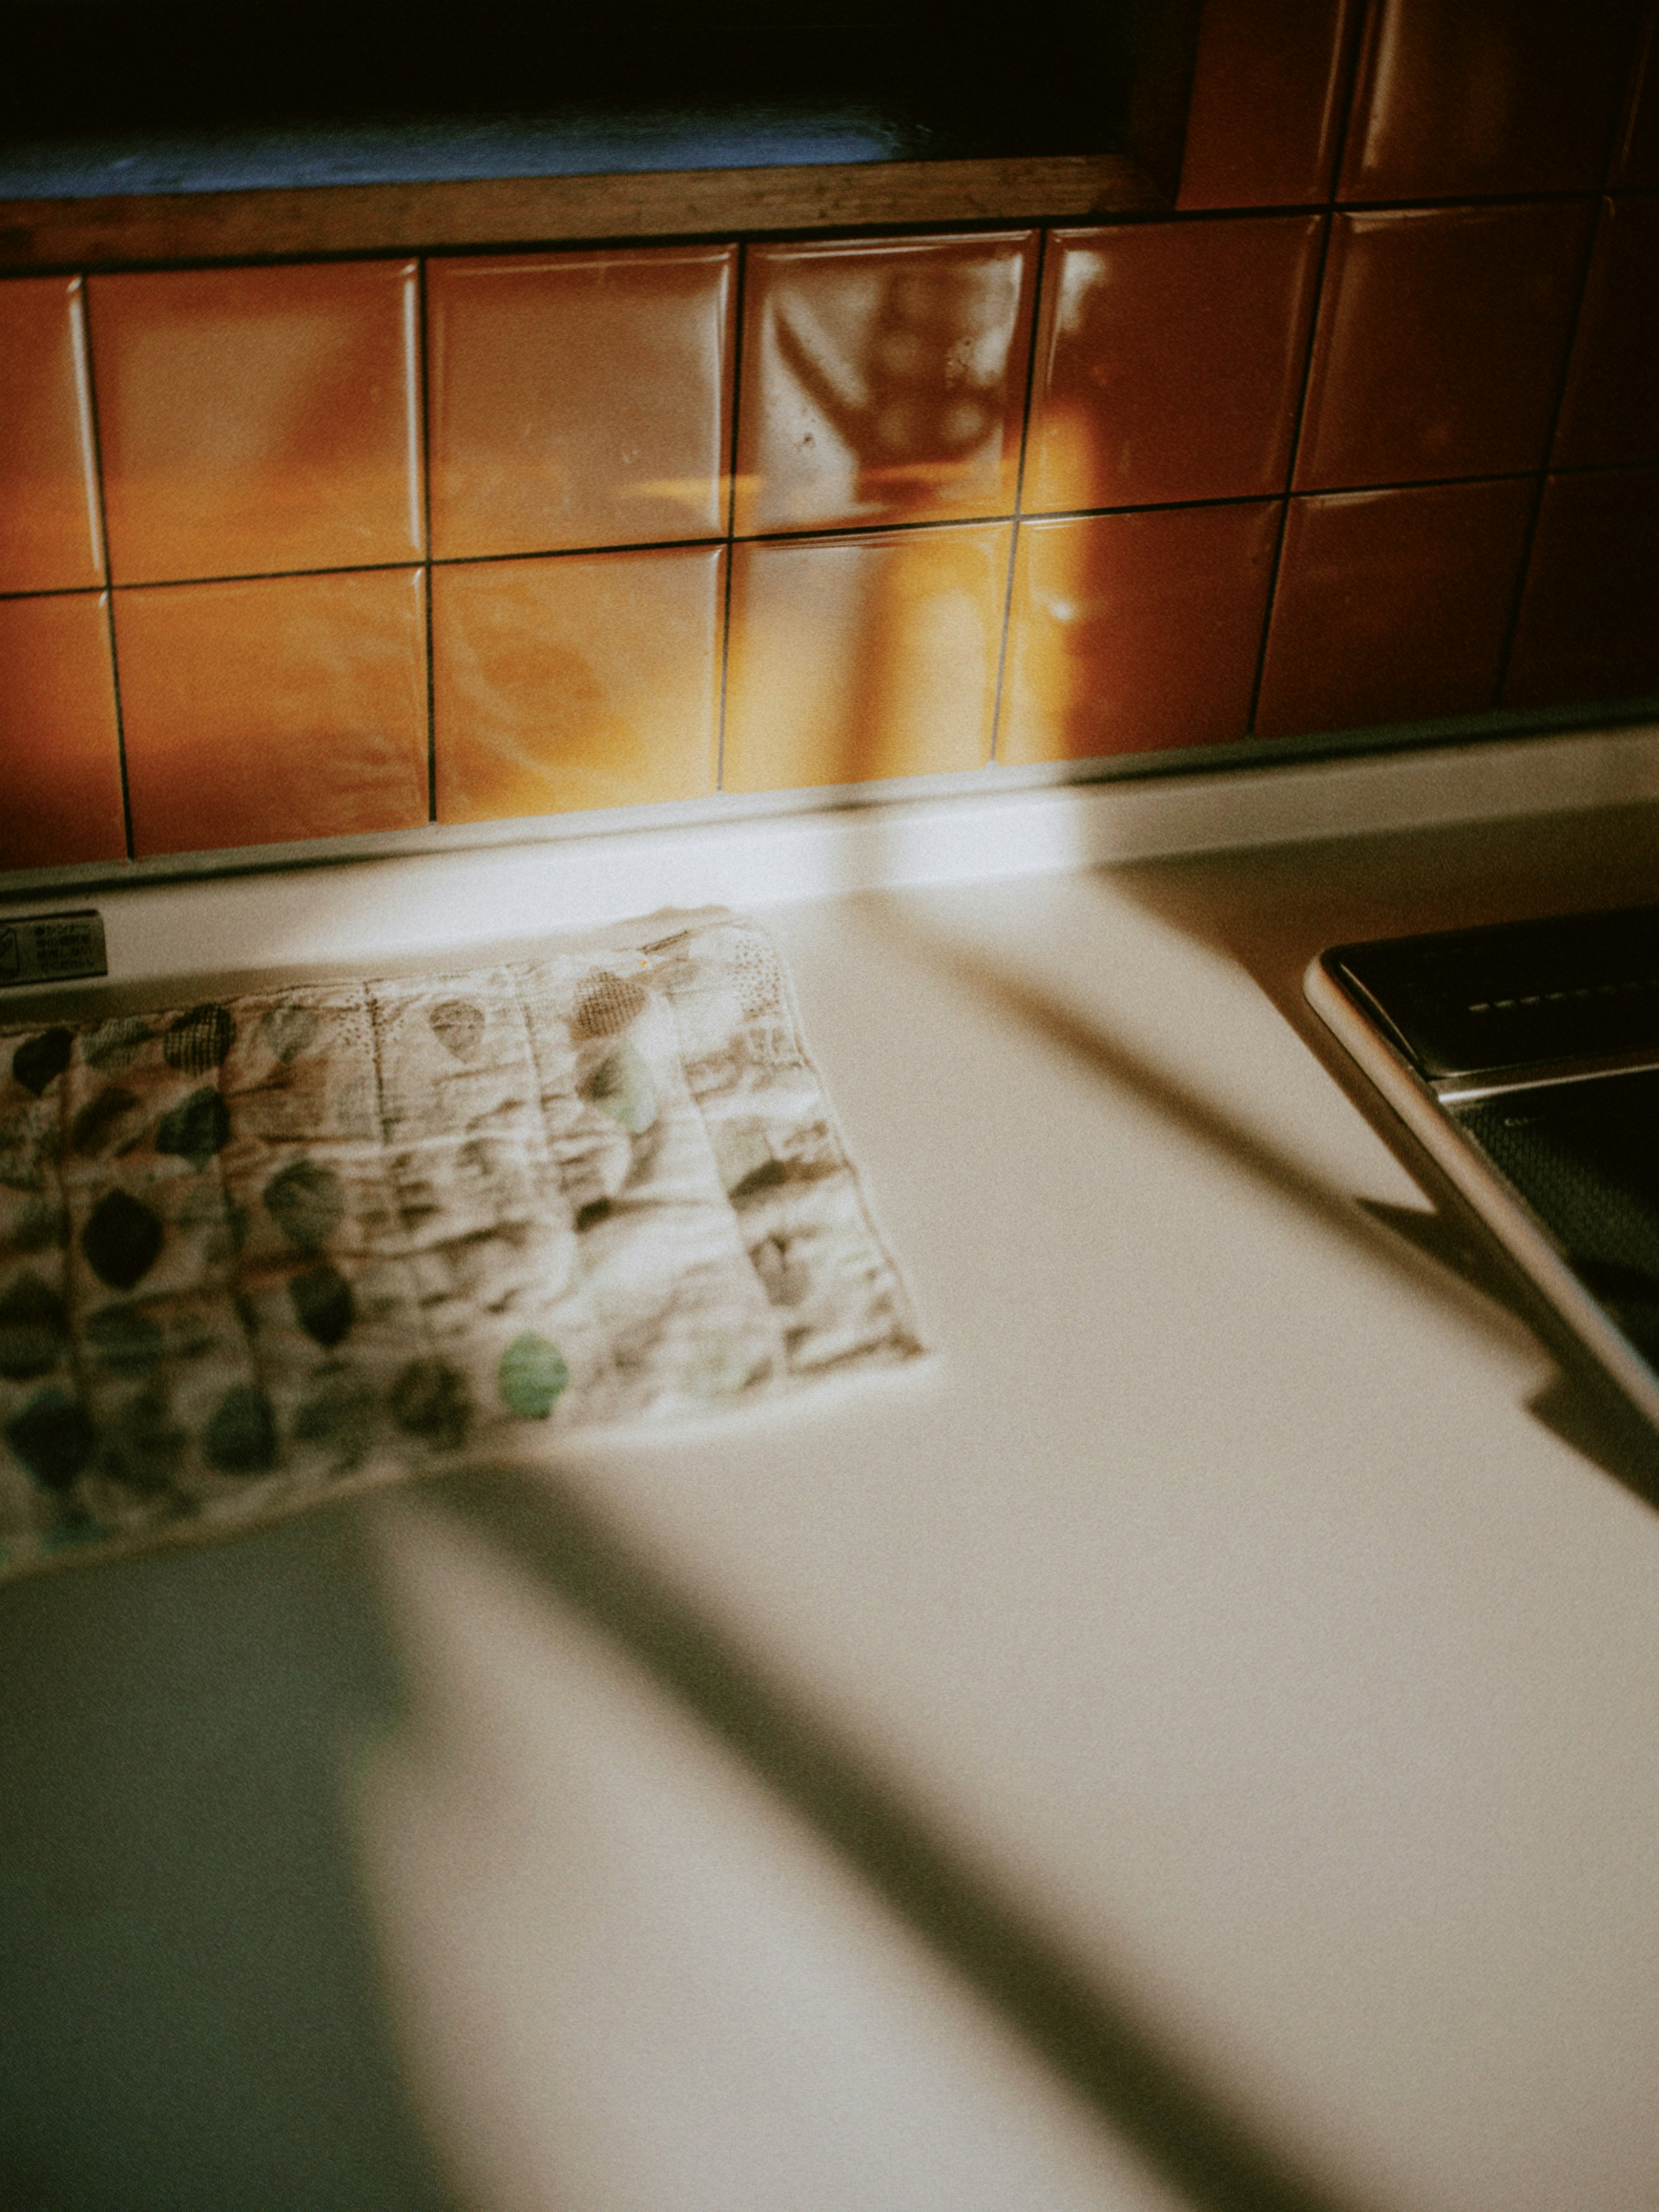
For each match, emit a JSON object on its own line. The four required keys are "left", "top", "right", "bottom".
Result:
{"left": 71, "top": 273, "right": 135, "bottom": 864}
{"left": 10, "top": 458, "right": 1652, "bottom": 612}
{"left": 989, "top": 228, "right": 1048, "bottom": 767}
{"left": 1493, "top": 197, "right": 1607, "bottom": 704}
{"left": 716, "top": 242, "right": 746, "bottom": 796}
{"left": 414, "top": 256, "right": 437, "bottom": 823}
{"left": 1242, "top": 218, "right": 1327, "bottom": 736}
{"left": 1245, "top": 5, "right": 1368, "bottom": 737}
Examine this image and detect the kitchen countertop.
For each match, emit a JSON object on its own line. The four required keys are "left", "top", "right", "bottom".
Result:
{"left": 5, "top": 800, "right": 1659, "bottom": 2212}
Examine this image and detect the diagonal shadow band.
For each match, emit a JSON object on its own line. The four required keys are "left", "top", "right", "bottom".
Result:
{"left": 858, "top": 895, "right": 1525, "bottom": 1343}
{"left": 860, "top": 901, "right": 1659, "bottom": 1500}
{"left": 421, "top": 1459, "right": 1358, "bottom": 2212}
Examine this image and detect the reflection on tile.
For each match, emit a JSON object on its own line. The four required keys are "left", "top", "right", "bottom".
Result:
{"left": 1554, "top": 197, "right": 1659, "bottom": 468}
{"left": 723, "top": 524, "right": 1009, "bottom": 791}
{"left": 427, "top": 247, "right": 735, "bottom": 560}
{"left": 433, "top": 546, "right": 721, "bottom": 822}
{"left": 999, "top": 503, "right": 1278, "bottom": 763}
{"left": 0, "top": 591, "right": 126, "bottom": 870}
{"left": 1178, "top": 0, "right": 1358, "bottom": 208}
{"left": 1027, "top": 217, "right": 1321, "bottom": 513}
{"left": 1339, "top": 0, "right": 1637, "bottom": 199}
{"left": 1255, "top": 479, "right": 1533, "bottom": 737}
{"left": 0, "top": 277, "right": 103, "bottom": 594}
{"left": 1505, "top": 468, "right": 1659, "bottom": 707}
{"left": 89, "top": 261, "right": 422, "bottom": 585}
{"left": 735, "top": 235, "right": 1035, "bottom": 537}
{"left": 115, "top": 569, "right": 428, "bottom": 856}
{"left": 1295, "top": 204, "right": 1592, "bottom": 490}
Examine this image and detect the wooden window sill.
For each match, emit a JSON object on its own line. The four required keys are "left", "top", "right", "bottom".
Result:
{"left": 0, "top": 151, "right": 1170, "bottom": 271}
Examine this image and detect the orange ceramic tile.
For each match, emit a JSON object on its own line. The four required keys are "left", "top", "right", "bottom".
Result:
{"left": 0, "top": 277, "right": 104, "bottom": 594}
{"left": 723, "top": 524, "right": 1010, "bottom": 792}
{"left": 1026, "top": 216, "right": 1322, "bottom": 513}
{"left": 1255, "top": 478, "right": 1534, "bottom": 737}
{"left": 88, "top": 261, "right": 422, "bottom": 585}
{"left": 1338, "top": 0, "right": 1638, "bottom": 200}
{"left": 114, "top": 569, "right": 428, "bottom": 856}
{"left": 1178, "top": 0, "right": 1360, "bottom": 209}
{"left": 433, "top": 546, "right": 721, "bottom": 822}
{"left": 735, "top": 235, "right": 1036, "bottom": 537}
{"left": 427, "top": 246, "right": 734, "bottom": 560}
{"left": 999, "top": 503, "right": 1278, "bottom": 764}
{"left": 1505, "top": 468, "right": 1659, "bottom": 707}
{"left": 1294, "top": 203, "right": 1593, "bottom": 491}
{"left": 1554, "top": 197, "right": 1659, "bottom": 468}
{"left": 0, "top": 592, "right": 126, "bottom": 871}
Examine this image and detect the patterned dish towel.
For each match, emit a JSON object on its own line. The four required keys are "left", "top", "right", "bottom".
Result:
{"left": 0, "top": 909, "right": 922, "bottom": 1581}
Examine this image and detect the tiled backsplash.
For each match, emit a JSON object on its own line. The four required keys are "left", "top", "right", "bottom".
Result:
{"left": 3, "top": 0, "right": 1657, "bottom": 881}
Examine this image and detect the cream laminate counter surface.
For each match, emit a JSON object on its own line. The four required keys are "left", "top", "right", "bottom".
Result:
{"left": 4, "top": 802, "right": 1659, "bottom": 2212}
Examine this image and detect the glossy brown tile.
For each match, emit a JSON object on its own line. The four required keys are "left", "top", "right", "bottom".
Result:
{"left": 115, "top": 569, "right": 428, "bottom": 856}
{"left": 1000, "top": 502, "right": 1278, "bottom": 764}
{"left": 0, "top": 592, "right": 126, "bottom": 870}
{"left": 1505, "top": 468, "right": 1659, "bottom": 706}
{"left": 433, "top": 546, "right": 721, "bottom": 822}
{"left": 1027, "top": 216, "right": 1321, "bottom": 514}
{"left": 0, "top": 277, "right": 103, "bottom": 595}
{"left": 723, "top": 524, "right": 1009, "bottom": 791}
{"left": 735, "top": 235, "right": 1036, "bottom": 537}
{"left": 1256, "top": 478, "right": 1533, "bottom": 736}
{"left": 89, "top": 261, "right": 422, "bottom": 585}
{"left": 1339, "top": 0, "right": 1638, "bottom": 200}
{"left": 427, "top": 246, "right": 735, "bottom": 560}
{"left": 1554, "top": 197, "right": 1659, "bottom": 468}
{"left": 1295, "top": 203, "right": 1593, "bottom": 491}
{"left": 1178, "top": 0, "right": 1359, "bottom": 209}
{"left": 1614, "top": 3, "right": 1659, "bottom": 184}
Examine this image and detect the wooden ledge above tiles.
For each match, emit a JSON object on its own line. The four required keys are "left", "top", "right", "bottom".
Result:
{"left": 0, "top": 153, "right": 1169, "bottom": 272}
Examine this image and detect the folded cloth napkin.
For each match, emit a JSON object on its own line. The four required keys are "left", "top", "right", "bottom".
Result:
{"left": 0, "top": 909, "right": 922, "bottom": 1580}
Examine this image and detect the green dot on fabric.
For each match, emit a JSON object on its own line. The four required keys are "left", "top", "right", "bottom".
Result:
{"left": 429, "top": 998, "right": 486, "bottom": 1062}
{"left": 259, "top": 1003, "right": 318, "bottom": 1064}
{"left": 263, "top": 1157, "right": 346, "bottom": 1252}
{"left": 12, "top": 1027, "right": 73, "bottom": 1098}
{"left": 389, "top": 1357, "right": 473, "bottom": 1451}
{"left": 85, "top": 1303, "right": 164, "bottom": 1375}
{"left": 155, "top": 1085, "right": 232, "bottom": 1171}
{"left": 164, "top": 1004, "right": 235, "bottom": 1076}
{"left": 203, "top": 1383, "right": 278, "bottom": 1475}
{"left": 82, "top": 1016, "right": 150, "bottom": 1074}
{"left": 4, "top": 1387, "right": 95, "bottom": 1492}
{"left": 80, "top": 1188, "right": 164, "bottom": 1290}
{"left": 588, "top": 1039, "right": 658, "bottom": 1134}
{"left": 289, "top": 1262, "right": 355, "bottom": 1348}
{"left": 71, "top": 1085, "right": 140, "bottom": 1157}
{"left": 498, "top": 1332, "right": 570, "bottom": 1420}
{"left": 0, "top": 1271, "right": 67, "bottom": 1381}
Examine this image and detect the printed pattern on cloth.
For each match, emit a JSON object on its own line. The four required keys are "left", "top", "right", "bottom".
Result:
{"left": 0, "top": 911, "right": 921, "bottom": 1578}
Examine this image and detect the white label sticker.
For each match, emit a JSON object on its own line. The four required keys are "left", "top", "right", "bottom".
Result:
{"left": 0, "top": 910, "right": 108, "bottom": 988}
